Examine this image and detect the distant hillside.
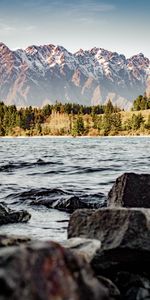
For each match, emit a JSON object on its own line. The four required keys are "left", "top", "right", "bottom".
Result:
{"left": 0, "top": 42, "right": 150, "bottom": 109}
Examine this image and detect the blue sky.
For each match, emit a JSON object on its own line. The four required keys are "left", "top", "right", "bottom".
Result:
{"left": 0, "top": 0, "right": 149, "bottom": 58}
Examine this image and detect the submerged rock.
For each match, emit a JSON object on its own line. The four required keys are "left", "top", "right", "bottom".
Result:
{"left": 0, "top": 241, "right": 109, "bottom": 300}
{"left": 0, "top": 203, "right": 31, "bottom": 225}
{"left": 107, "top": 173, "right": 150, "bottom": 208}
{"left": 50, "top": 196, "right": 100, "bottom": 213}
{"left": 31, "top": 196, "right": 100, "bottom": 213}
{"left": 8, "top": 187, "right": 106, "bottom": 213}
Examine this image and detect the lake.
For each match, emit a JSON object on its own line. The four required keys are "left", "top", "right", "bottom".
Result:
{"left": 0, "top": 136, "right": 150, "bottom": 241}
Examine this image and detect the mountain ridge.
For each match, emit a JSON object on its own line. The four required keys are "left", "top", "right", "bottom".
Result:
{"left": 0, "top": 42, "right": 150, "bottom": 109}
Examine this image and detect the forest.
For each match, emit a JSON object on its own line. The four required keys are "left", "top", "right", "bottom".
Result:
{"left": 0, "top": 95, "right": 150, "bottom": 137}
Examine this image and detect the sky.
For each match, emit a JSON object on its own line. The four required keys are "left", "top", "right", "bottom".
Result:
{"left": 0, "top": 0, "right": 149, "bottom": 58}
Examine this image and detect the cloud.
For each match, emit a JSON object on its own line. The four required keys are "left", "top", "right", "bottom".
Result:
{"left": 55, "top": 1, "right": 116, "bottom": 23}
{"left": 90, "top": 3, "right": 115, "bottom": 12}
{"left": 0, "top": 19, "right": 36, "bottom": 35}
{"left": 22, "top": 0, "right": 46, "bottom": 8}
{"left": 25, "top": 25, "right": 37, "bottom": 31}
{"left": 74, "top": 16, "right": 108, "bottom": 25}
{"left": 22, "top": 0, "right": 116, "bottom": 15}
{"left": 0, "top": 20, "right": 16, "bottom": 34}
{"left": 56, "top": 1, "right": 116, "bottom": 14}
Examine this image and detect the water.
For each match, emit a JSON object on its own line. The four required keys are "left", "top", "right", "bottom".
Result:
{"left": 0, "top": 136, "right": 150, "bottom": 241}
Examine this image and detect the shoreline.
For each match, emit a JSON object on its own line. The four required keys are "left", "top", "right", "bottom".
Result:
{"left": 1, "top": 134, "right": 150, "bottom": 139}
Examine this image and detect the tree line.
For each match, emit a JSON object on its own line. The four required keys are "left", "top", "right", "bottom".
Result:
{"left": 0, "top": 97, "right": 150, "bottom": 136}
{"left": 0, "top": 100, "right": 119, "bottom": 136}
{"left": 132, "top": 94, "right": 150, "bottom": 111}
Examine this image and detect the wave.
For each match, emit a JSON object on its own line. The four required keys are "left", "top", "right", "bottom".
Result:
{"left": 0, "top": 159, "right": 63, "bottom": 172}
{"left": 69, "top": 166, "right": 117, "bottom": 174}
{"left": 6, "top": 187, "right": 69, "bottom": 200}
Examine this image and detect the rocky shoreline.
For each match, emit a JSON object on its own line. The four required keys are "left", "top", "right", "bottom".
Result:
{"left": 0, "top": 172, "right": 150, "bottom": 300}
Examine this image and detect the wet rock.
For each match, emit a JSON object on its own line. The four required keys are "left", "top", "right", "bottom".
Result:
{"left": 0, "top": 202, "right": 31, "bottom": 225}
{"left": 50, "top": 196, "right": 99, "bottom": 213}
{"left": 9, "top": 187, "right": 106, "bottom": 213}
{"left": 0, "top": 234, "right": 31, "bottom": 247}
{"left": 0, "top": 241, "right": 109, "bottom": 300}
{"left": 107, "top": 173, "right": 150, "bottom": 208}
{"left": 31, "top": 196, "right": 99, "bottom": 213}
{"left": 62, "top": 237, "right": 101, "bottom": 263}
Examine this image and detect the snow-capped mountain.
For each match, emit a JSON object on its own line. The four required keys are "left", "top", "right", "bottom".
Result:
{"left": 0, "top": 42, "right": 149, "bottom": 108}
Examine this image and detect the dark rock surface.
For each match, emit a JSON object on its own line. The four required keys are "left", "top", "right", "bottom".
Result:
{"left": 97, "top": 276, "right": 120, "bottom": 300}
{"left": 115, "top": 272, "right": 150, "bottom": 300}
{"left": 0, "top": 241, "right": 109, "bottom": 300}
{"left": 0, "top": 202, "right": 31, "bottom": 225}
{"left": 31, "top": 196, "right": 101, "bottom": 213}
{"left": 12, "top": 187, "right": 106, "bottom": 213}
{"left": 68, "top": 207, "right": 150, "bottom": 299}
{"left": 68, "top": 209, "right": 94, "bottom": 238}
{"left": 68, "top": 207, "right": 150, "bottom": 251}
{"left": 107, "top": 173, "right": 150, "bottom": 208}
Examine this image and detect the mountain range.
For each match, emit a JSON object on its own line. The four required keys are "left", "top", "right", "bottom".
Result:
{"left": 0, "top": 42, "right": 150, "bottom": 109}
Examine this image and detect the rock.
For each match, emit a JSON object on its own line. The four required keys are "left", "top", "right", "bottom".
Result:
{"left": 0, "top": 234, "right": 31, "bottom": 247}
{"left": 68, "top": 208, "right": 150, "bottom": 299}
{"left": 115, "top": 272, "right": 150, "bottom": 300}
{"left": 0, "top": 203, "right": 31, "bottom": 225}
{"left": 0, "top": 241, "right": 109, "bottom": 300}
{"left": 51, "top": 196, "right": 99, "bottom": 213}
{"left": 107, "top": 173, "right": 150, "bottom": 208}
{"left": 31, "top": 196, "right": 99, "bottom": 213}
{"left": 97, "top": 276, "right": 120, "bottom": 300}
{"left": 68, "top": 209, "right": 94, "bottom": 238}
{"left": 62, "top": 237, "right": 101, "bottom": 263}
{"left": 68, "top": 207, "right": 150, "bottom": 272}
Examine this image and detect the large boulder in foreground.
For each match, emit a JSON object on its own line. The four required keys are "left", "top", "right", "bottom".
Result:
{"left": 68, "top": 208, "right": 150, "bottom": 299}
{"left": 0, "top": 241, "right": 109, "bottom": 300}
{"left": 107, "top": 173, "right": 150, "bottom": 208}
{"left": 0, "top": 203, "right": 31, "bottom": 225}
{"left": 68, "top": 207, "right": 150, "bottom": 276}
{"left": 68, "top": 208, "right": 150, "bottom": 252}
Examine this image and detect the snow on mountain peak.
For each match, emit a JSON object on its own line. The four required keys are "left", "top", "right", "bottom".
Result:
{"left": 0, "top": 42, "right": 149, "bottom": 108}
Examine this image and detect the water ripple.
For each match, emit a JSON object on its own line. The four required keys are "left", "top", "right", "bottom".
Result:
{"left": 0, "top": 136, "right": 150, "bottom": 240}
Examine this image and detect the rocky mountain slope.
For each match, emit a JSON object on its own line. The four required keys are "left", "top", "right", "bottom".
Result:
{"left": 0, "top": 42, "right": 150, "bottom": 108}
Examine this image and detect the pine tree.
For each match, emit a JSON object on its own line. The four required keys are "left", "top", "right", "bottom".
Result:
{"left": 72, "top": 115, "right": 85, "bottom": 136}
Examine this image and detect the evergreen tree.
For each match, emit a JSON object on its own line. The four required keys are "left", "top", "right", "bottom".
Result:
{"left": 72, "top": 115, "right": 85, "bottom": 136}
{"left": 104, "top": 100, "right": 114, "bottom": 114}
{"left": 42, "top": 104, "right": 52, "bottom": 118}
{"left": 111, "top": 113, "right": 122, "bottom": 132}
{"left": 131, "top": 113, "right": 145, "bottom": 130}
{"left": 145, "top": 114, "right": 150, "bottom": 129}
